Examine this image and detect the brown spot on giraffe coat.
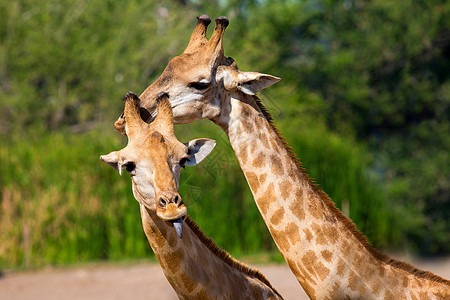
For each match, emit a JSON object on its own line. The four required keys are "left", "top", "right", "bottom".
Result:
{"left": 270, "top": 207, "right": 285, "bottom": 226}
{"left": 303, "top": 228, "right": 313, "bottom": 242}
{"left": 307, "top": 197, "right": 323, "bottom": 219}
{"left": 316, "top": 262, "right": 331, "bottom": 281}
{"left": 285, "top": 222, "right": 300, "bottom": 245}
{"left": 286, "top": 258, "right": 300, "bottom": 277}
{"left": 269, "top": 138, "right": 280, "bottom": 152}
{"left": 250, "top": 141, "right": 258, "bottom": 154}
{"left": 252, "top": 152, "right": 266, "bottom": 168}
{"left": 246, "top": 172, "right": 260, "bottom": 191}
{"left": 270, "top": 227, "right": 290, "bottom": 252}
{"left": 348, "top": 270, "right": 358, "bottom": 291}
{"left": 324, "top": 225, "right": 339, "bottom": 244}
{"left": 258, "top": 183, "right": 276, "bottom": 215}
{"left": 289, "top": 189, "right": 305, "bottom": 220}
{"left": 372, "top": 279, "right": 381, "bottom": 295}
{"left": 337, "top": 258, "right": 346, "bottom": 276}
{"left": 259, "top": 132, "right": 269, "bottom": 148}
{"left": 239, "top": 144, "right": 248, "bottom": 165}
{"left": 270, "top": 154, "right": 284, "bottom": 175}
{"left": 259, "top": 173, "right": 267, "bottom": 185}
{"left": 301, "top": 251, "right": 318, "bottom": 276}
{"left": 279, "top": 180, "right": 292, "bottom": 199}
{"left": 321, "top": 250, "right": 333, "bottom": 263}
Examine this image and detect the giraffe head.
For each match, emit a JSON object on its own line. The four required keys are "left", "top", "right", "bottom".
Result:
{"left": 102, "top": 92, "right": 215, "bottom": 237}
{"left": 114, "top": 15, "right": 280, "bottom": 133}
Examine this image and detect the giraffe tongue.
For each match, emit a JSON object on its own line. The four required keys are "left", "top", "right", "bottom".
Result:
{"left": 171, "top": 218, "right": 183, "bottom": 239}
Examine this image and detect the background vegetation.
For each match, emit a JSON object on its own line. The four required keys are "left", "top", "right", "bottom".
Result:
{"left": 1, "top": 0, "right": 448, "bottom": 269}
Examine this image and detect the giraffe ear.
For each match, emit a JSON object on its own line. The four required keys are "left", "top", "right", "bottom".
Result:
{"left": 236, "top": 72, "right": 280, "bottom": 95}
{"left": 100, "top": 151, "right": 124, "bottom": 176}
{"left": 184, "top": 138, "right": 216, "bottom": 166}
{"left": 219, "top": 65, "right": 280, "bottom": 95}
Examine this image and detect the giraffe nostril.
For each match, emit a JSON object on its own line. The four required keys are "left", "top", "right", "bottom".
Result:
{"left": 158, "top": 197, "right": 167, "bottom": 208}
{"left": 173, "top": 195, "right": 180, "bottom": 205}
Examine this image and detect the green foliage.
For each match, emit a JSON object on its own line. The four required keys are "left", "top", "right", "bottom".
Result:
{"left": 0, "top": 0, "right": 196, "bottom": 134}
{"left": 1, "top": 0, "right": 449, "bottom": 269}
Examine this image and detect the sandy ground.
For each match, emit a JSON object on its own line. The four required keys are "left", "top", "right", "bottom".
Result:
{"left": 1, "top": 257, "right": 449, "bottom": 300}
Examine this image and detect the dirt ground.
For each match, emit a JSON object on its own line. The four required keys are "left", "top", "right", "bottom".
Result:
{"left": 1, "top": 257, "right": 449, "bottom": 300}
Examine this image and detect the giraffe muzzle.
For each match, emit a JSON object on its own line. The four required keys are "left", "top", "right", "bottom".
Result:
{"left": 156, "top": 194, "right": 187, "bottom": 238}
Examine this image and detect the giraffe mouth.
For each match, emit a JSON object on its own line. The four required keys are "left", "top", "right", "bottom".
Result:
{"left": 170, "top": 217, "right": 184, "bottom": 239}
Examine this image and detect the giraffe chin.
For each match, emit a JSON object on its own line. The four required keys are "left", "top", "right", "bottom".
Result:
{"left": 170, "top": 217, "right": 184, "bottom": 239}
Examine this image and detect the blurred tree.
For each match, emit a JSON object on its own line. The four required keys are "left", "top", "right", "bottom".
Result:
{"left": 0, "top": 0, "right": 197, "bottom": 134}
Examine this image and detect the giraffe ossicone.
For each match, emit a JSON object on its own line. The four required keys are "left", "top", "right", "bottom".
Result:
{"left": 114, "top": 15, "right": 450, "bottom": 299}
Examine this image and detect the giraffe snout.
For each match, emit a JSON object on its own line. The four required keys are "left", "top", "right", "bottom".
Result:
{"left": 158, "top": 193, "right": 183, "bottom": 208}
{"left": 156, "top": 193, "right": 187, "bottom": 221}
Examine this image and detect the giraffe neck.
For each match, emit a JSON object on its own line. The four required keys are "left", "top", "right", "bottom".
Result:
{"left": 139, "top": 204, "right": 283, "bottom": 300}
{"left": 213, "top": 94, "right": 450, "bottom": 299}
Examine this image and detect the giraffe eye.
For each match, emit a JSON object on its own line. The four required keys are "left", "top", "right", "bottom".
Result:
{"left": 179, "top": 158, "right": 187, "bottom": 168}
{"left": 189, "top": 81, "right": 210, "bottom": 90}
{"left": 125, "top": 162, "right": 136, "bottom": 173}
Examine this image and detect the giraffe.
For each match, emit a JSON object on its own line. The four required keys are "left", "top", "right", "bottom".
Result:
{"left": 113, "top": 16, "right": 450, "bottom": 299}
{"left": 101, "top": 91, "right": 283, "bottom": 299}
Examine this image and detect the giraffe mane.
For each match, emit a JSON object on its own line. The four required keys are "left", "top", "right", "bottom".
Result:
{"left": 184, "top": 216, "right": 284, "bottom": 299}
{"left": 251, "top": 94, "right": 450, "bottom": 286}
